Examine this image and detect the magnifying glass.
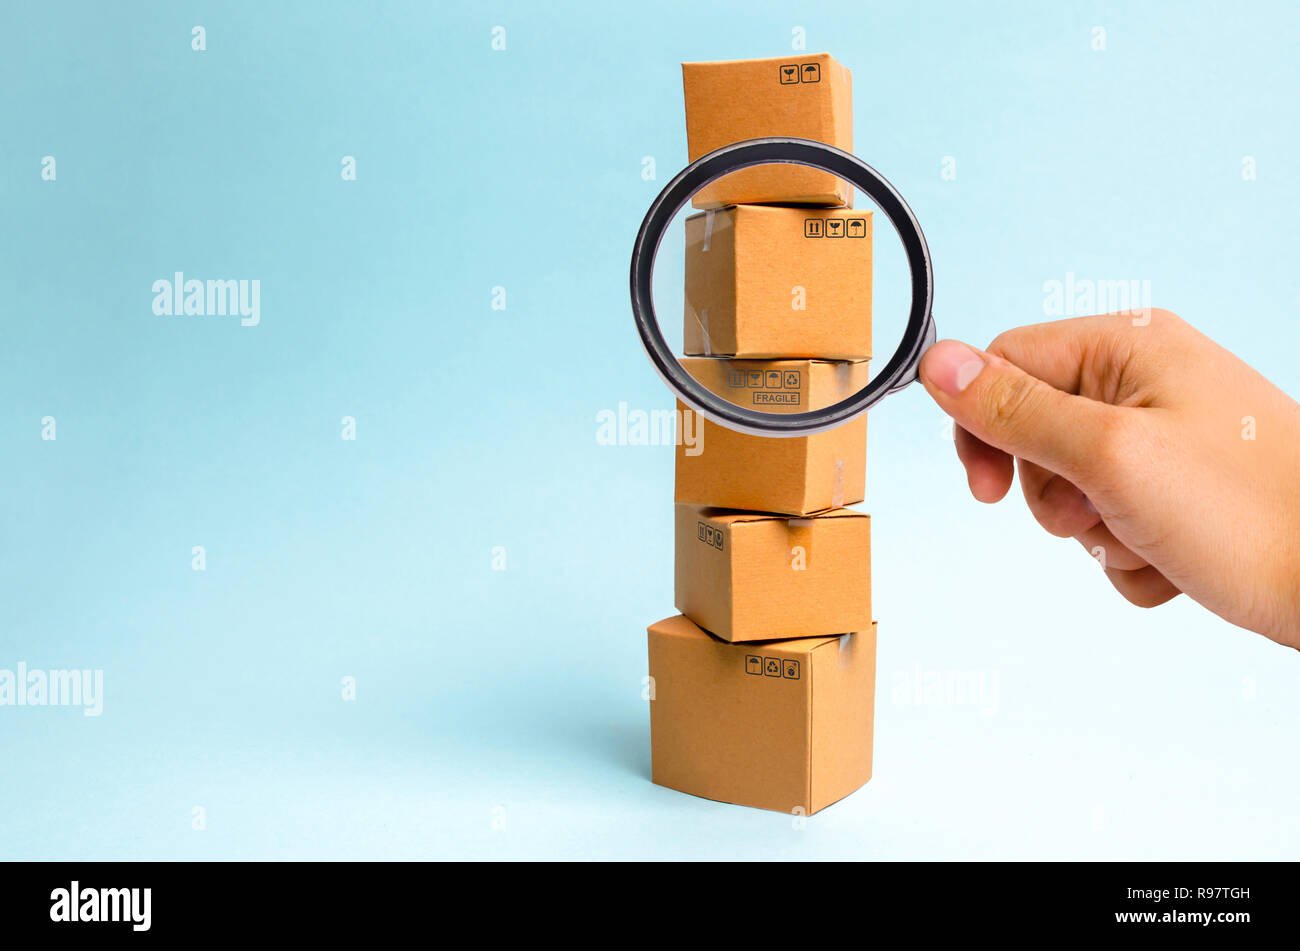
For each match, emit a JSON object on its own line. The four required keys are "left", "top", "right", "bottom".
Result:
{"left": 630, "top": 136, "right": 936, "bottom": 438}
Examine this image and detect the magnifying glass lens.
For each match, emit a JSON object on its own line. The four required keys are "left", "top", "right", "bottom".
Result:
{"left": 648, "top": 158, "right": 917, "bottom": 423}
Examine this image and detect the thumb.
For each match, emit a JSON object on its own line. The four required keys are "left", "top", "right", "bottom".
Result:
{"left": 919, "top": 338, "right": 1117, "bottom": 482}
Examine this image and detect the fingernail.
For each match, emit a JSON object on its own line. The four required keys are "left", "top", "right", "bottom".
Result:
{"left": 923, "top": 339, "right": 987, "bottom": 397}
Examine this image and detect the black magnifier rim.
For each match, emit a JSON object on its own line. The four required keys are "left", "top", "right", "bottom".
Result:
{"left": 630, "top": 136, "right": 933, "bottom": 437}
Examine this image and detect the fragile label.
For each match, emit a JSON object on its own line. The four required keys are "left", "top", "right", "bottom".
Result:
{"left": 805, "top": 216, "right": 868, "bottom": 238}
{"left": 746, "top": 655, "right": 800, "bottom": 680}
{"left": 725, "top": 368, "right": 802, "bottom": 406}
{"left": 697, "top": 521, "right": 724, "bottom": 551}
{"left": 778, "top": 63, "right": 820, "bottom": 84}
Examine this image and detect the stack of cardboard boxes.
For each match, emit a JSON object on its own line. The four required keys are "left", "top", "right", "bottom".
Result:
{"left": 647, "top": 53, "right": 878, "bottom": 816}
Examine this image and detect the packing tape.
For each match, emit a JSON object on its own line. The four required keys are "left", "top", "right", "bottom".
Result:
{"left": 838, "top": 632, "right": 853, "bottom": 669}
{"left": 690, "top": 211, "right": 718, "bottom": 353}
{"left": 835, "top": 361, "right": 852, "bottom": 397}
{"left": 831, "top": 457, "right": 845, "bottom": 508}
{"left": 786, "top": 517, "right": 814, "bottom": 567}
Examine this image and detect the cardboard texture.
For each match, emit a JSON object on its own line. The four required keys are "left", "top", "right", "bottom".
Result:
{"left": 682, "top": 53, "right": 853, "bottom": 209}
{"left": 684, "top": 205, "right": 872, "bottom": 360}
{"left": 647, "top": 615, "right": 877, "bottom": 814}
{"left": 674, "top": 503, "right": 870, "bottom": 642}
{"left": 674, "top": 357, "right": 868, "bottom": 515}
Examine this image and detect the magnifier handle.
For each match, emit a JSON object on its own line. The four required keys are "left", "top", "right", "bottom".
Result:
{"left": 886, "top": 314, "right": 938, "bottom": 395}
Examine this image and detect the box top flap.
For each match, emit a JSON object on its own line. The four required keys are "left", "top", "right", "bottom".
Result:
{"left": 682, "top": 52, "right": 837, "bottom": 69}
{"left": 680, "top": 356, "right": 869, "bottom": 370}
{"left": 679, "top": 503, "right": 868, "bottom": 526}
{"left": 648, "top": 614, "right": 845, "bottom": 654}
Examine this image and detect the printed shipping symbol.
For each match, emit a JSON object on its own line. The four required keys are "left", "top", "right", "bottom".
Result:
{"left": 779, "top": 64, "right": 800, "bottom": 84}
{"left": 765, "top": 658, "right": 782, "bottom": 677}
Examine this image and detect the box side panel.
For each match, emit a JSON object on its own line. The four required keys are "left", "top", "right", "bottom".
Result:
{"left": 825, "top": 58, "right": 855, "bottom": 205}
{"left": 729, "top": 512, "right": 871, "bottom": 640}
{"left": 683, "top": 210, "right": 738, "bottom": 356}
{"left": 674, "top": 504, "right": 736, "bottom": 639}
{"left": 733, "top": 207, "right": 872, "bottom": 360}
{"left": 797, "top": 418, "right": 864, "bottom": 513}
{"left": 809, "top": 623, "right": 877, "bottom": 813}
{"left": 684, "top": 55, "right": 851, "bottom": 209}
{"left": 648, "top": 623, "right": 812, "bottom": 814}
{"left": 675, "top": 359, "right": 827, "bottom": 515}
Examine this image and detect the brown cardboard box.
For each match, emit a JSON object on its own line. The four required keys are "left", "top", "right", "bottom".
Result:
{"left": 682, "top": 53, "right": 853, "bottom": 209}
{"left": 675, "top": 503, "right": 870, "bottom": 642}
{"left": 647, "top": 614, "right": 876, "bottom": 814}
{"left": 685, "top": 205, "right": 872, "bottom": 360}
{"left": 675, "top": 357, "right": 868, "bottom": 515}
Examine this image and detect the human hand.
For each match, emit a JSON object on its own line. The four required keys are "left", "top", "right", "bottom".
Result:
{"left": 919, "top": 309, "right": 1300, "bottom": 648}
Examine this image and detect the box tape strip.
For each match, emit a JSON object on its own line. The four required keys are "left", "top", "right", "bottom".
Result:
{"left": 786, "top": 517, "right": 814, "bottom": 566}
{"left": 687, "top": 210, "right": 729, "bottom": 356}
{"left": 838, "top": 632, "right": 853, "bottom": 669}
{"left": 835, "top": 361, "right": 852, "bottom": 396}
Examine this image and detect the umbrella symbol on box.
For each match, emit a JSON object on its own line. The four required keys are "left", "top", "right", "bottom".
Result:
{"left": 802, "top": 63, "right": 820, "bottom": 82}
{"left": 848, "top": 218, "right": 866, "bottom": 236}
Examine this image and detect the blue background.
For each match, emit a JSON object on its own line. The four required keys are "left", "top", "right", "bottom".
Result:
{"left": 2, "top": 0, "right": 1298, "bottom": 860}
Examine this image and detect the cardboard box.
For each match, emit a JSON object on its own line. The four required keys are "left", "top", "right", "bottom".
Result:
{"left": 647, "top": 614, "right": 876, "bottom": 814}
{"left": 675, "top": 503, "right": 870, "bottom": 642}
{"left": 675, "top": 357, "right": 868, "bottom": 515}
{"left": 683, "top": 53, "right": 853, "bottom": 209}
{"left": 685, "top": 205, "right": 872, "bottom": 360}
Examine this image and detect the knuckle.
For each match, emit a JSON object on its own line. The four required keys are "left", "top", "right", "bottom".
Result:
{"left": 1084, "top": 409, "right": 1140, "bottom": 482}
{"left": 1127, "top": 307, "right": 1180, "bottom": 333}
{"left": 986, "top": 329, "right": 1018, "bottom": 358}
{"left": 981, "top": 372, "right": 1044, "bottom": 436}
{"left": 1023, "top": 475, "right": 1087, "bottom": 538}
